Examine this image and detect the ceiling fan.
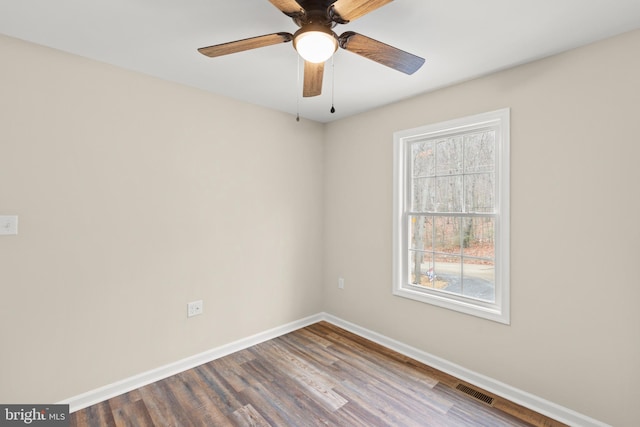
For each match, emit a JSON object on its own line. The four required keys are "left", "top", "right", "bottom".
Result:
{"left": 198, "top": 0, "right": 425, "bottom": 97}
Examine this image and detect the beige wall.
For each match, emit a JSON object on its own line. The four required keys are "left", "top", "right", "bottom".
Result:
{"left": 0, "top": 34, "right": 324, "bottom": 403}
{"left": 323, "top": 29, "right": 640, "bottom": 426}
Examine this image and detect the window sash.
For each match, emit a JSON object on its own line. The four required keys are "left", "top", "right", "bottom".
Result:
{"left": 407, "top": 213, "right": 497, "bottom": 303}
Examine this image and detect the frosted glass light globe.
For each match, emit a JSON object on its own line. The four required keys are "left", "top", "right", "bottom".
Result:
{"left": 294, "top": 28, "right": 337, "bottom": 63}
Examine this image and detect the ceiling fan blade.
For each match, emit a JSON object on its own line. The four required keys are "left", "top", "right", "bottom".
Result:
{"left": 331, "top": 0, "right": 393, "bottom": 23}
{"left": 339, "top": 31, "right": 425, "bottom": 75}
{"left": 303, "top": 61, "right": 324, "bottom": 97}
{"left": 198, "top": 33, "right": 293, "bottom": 58}
{"left": 268, "top": 0, "right": 304, "bottom": 17}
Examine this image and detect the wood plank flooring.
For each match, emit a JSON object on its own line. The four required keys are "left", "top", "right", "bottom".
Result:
{"left": 70, "top": 322, "right": 565, "bottom": 426}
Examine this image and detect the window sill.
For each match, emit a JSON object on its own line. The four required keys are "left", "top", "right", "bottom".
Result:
{"left": 392, "top": 285, "right": 510, "bottom": 324}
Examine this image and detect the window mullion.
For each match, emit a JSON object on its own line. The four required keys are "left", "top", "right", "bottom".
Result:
{"left": 407, "top": 212, "right": 495, "bottom": 218}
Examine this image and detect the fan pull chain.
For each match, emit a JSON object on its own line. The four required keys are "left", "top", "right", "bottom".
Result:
{"left": 296, "top": 55, "right": 301, "bottom": 122}
{"left": 330, "top": 55, "right": 336, "bottom": 114}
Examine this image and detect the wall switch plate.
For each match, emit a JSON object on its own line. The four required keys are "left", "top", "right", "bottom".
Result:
{"left": 338, "top": 277, "right": 344, "bottom": 289}
{"left": 0, "top": 216, "right": 18, "bottom": 235}
{"left": 187, "top": 300, "right": 203, "bottom": 317}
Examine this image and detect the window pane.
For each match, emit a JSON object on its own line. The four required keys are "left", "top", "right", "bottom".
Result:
{"left": 462, "top": 259, "right": 495, "bottom": 302}
{"left": 464, "top": 131, "right": 495, "bottom": 173}
{"left": 464, "top": 173, "right": 494, "bottom": 213}
{"left": 434, "top": 255, "right": 461, "bottom": 294}
{"left": 409, "top": 215, "right": 433, "bottom": 251}
{"left": 412, "top": 141, "right": 435, "bottom": 177}
{"left": 436, "top": 137, "right": 463, "bottom": 176}
{"left": 412, "top": 177, "right": 435, "bottom": 212}
{"left": 434, "top": 216, "right": 461, "bottom": 255}
{"left": 435, "top": 176, "right": 463, "bottom": 212}
{"left": 409, "top": 251, "right": 436, "bottom": 287}
{"left": 462, "top": 217, "right": 495, "bottom": 259}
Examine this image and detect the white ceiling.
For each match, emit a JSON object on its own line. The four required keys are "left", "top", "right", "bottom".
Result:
{"left": 2, "top": 0, "right": 640, "bottom": 123}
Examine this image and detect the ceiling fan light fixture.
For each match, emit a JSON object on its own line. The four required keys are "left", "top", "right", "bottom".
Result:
{"left": 293, "top": 25, "right": 338, "bottom": 63}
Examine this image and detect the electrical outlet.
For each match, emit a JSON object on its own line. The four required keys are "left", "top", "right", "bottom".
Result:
{"left": 338, "top": 277, "right": 344, "bottom": 289}
{"left": 187, "top": 300, "right": 203, "bottom": 317}
{"left": 0, "top": 216, "right": 18, "bottom": 236}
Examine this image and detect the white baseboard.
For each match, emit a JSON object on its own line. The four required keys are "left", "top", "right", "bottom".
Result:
{"left": 60, "top": 312, "right": 608, "bottom": 427}
{"left": 59, "top": 313, "right": 323, "bottom": 412}
{"left": 322, "top": 313, "right": 609, "bottom": 427}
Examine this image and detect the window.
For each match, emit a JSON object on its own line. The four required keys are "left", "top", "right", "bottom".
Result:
{"left": 393, "top": 109, "right": 510, "bottom": 324}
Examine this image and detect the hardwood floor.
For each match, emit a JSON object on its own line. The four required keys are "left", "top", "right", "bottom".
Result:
{"left": 70, "top": 322, "right": 565, "bottom": 426}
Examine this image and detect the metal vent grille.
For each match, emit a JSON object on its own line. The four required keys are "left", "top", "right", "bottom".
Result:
{"left": 455, "top": 383, "right": 495, "bottom": 406}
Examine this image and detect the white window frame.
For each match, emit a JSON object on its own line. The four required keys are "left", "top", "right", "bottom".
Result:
{"left": 392, "top": 109, "right": 510, "bottom": 324}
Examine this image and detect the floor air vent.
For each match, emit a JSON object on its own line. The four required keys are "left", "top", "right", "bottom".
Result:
{"left": 455, "top": 383, "right": 495, "bottom": 406}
